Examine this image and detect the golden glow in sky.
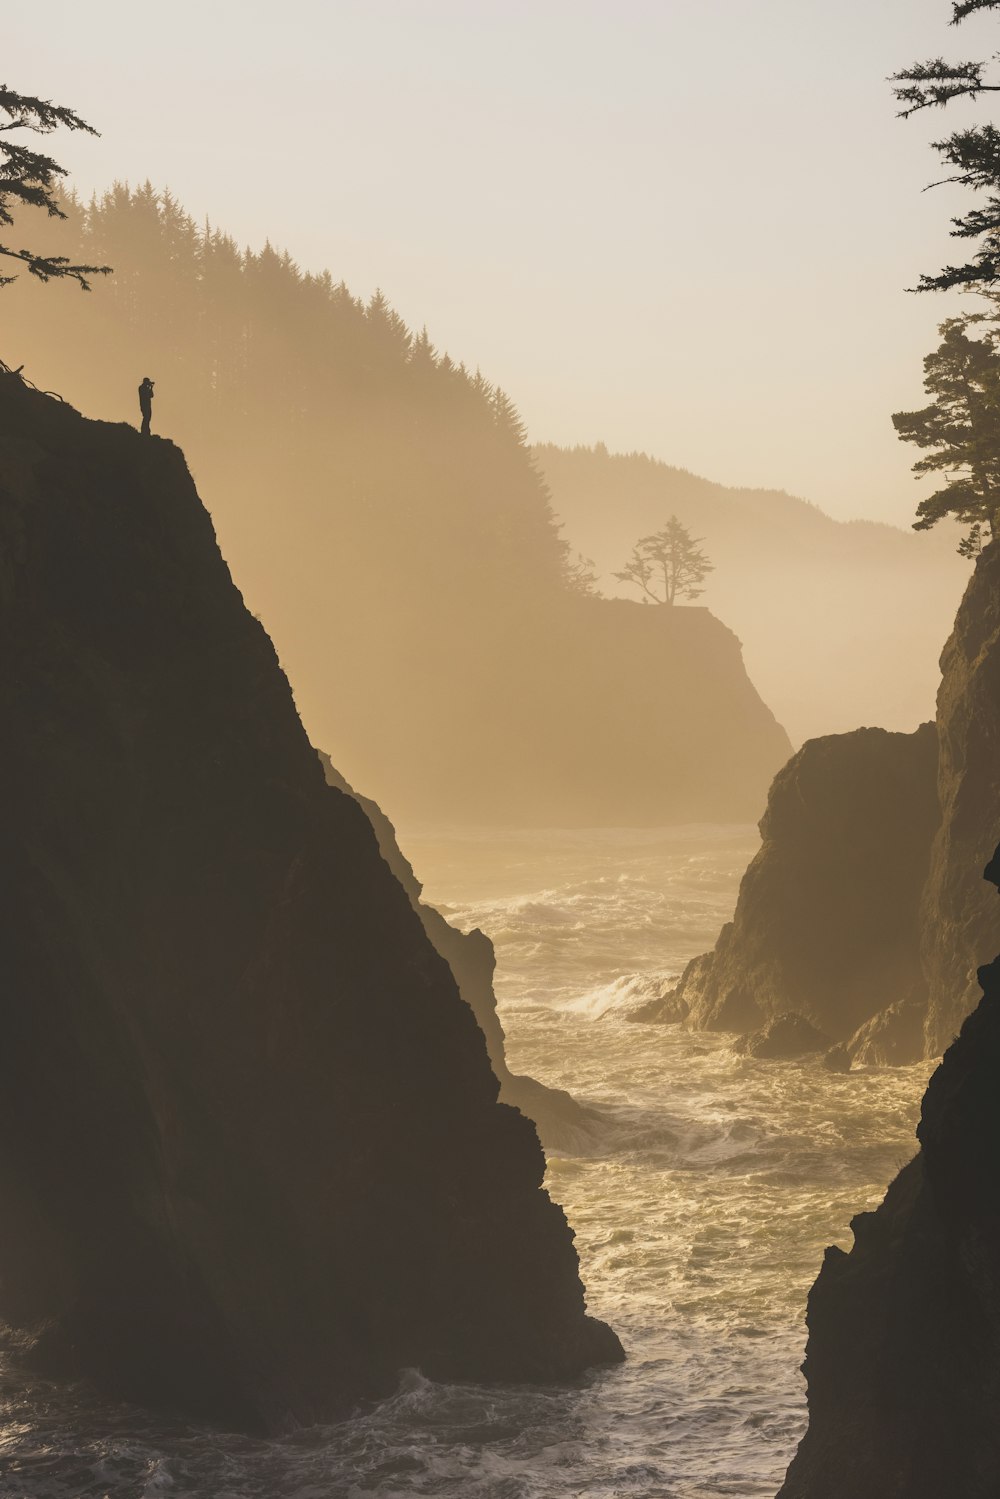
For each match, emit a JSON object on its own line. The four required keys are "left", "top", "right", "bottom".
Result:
{"left": 9, "top": 0, "right": 996, "bottom": 523}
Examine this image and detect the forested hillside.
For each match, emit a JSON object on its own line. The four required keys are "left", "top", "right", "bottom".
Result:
{"left": 1, "top": 187, "right": 789, "bottom": 823}
{"left": 536, "top": 444, "right": 967, "bottom": 745}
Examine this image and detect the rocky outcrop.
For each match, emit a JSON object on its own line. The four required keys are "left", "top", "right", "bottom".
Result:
{"left": 535, "top": 441, "right": 966, "bottom": 748}
{"left": 919, "top": 541, "right": 1000, "bottom": 1056}
{"left": 732, "top": 1013, "right": 832, "bottom": 1061}
{"left": 0, "top": 375, "right": 621, "bottom": 1433}
{"left": 640, "top": 726, "right": 938, "bottom": 1049}
{"left": 641, "top": 542, "right": 1000, "bottom": 1065}
{"left": 320, "top": 756, "right": 596, "bottom": 1149}
{"left": 777, "top": 846, "right": 1000, "bottom": 1499}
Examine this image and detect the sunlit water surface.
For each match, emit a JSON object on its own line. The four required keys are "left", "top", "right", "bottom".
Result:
{"left": 0, "top": 825, "right": 932, "bottom": 1498}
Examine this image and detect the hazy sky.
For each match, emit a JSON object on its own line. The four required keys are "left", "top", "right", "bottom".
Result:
{"left": 9, "top": 0, "right": 997, "bottom": 524}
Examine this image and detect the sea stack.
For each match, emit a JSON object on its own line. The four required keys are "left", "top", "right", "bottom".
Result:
{"left": 639, "top": 724, "right": 939, "bottom": 1054}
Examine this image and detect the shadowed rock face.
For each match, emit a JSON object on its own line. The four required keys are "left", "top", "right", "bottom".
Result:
{"left": 639, "top": 725, "right": 939, "bottom": 1050}
{"left": 777, "top": 846, "right": 1000, "bottom": 1499}
{"left": 920, "top": 541, "right": 1000, "bottom": 1056}
{"left": 319, "top": 757, "right": 597, "bottom": 1151}
{"left": 0, "top": 375, "right": 621, "bottom": 1433}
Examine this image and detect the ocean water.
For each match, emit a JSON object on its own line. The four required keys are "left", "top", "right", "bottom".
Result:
{"left": 0, "top": 825, "right": 932, "bottom": 1499}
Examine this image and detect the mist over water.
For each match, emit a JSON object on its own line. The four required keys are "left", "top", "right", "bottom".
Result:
{"left": 0, "top": 825, "right": 931, "bottom": 1498}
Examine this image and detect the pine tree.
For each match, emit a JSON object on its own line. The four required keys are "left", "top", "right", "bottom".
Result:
{"left": 614, "top": 517, "right": 713, "bottom": 605}
{"left": 0, "top": 85, "right": 111, "bottom": 288}
{"left": 893, "top": 2, "right": 1000, "bottom": 292}
{"left": 891, "top": 3, "right": 1000, "bottom": 548}
{"left": 893, "top": 314, "right": 1000, "bottom": 546}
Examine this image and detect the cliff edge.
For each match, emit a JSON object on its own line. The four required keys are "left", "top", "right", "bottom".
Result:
{"left": 320, "top": 756, "right": 596, "bottom": 1149}
{"left": 0, "top": 374, "right": 621, "bottom": 1432}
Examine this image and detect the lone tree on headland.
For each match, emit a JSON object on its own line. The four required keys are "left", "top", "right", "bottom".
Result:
{"left": 614, "top": 516, "right": 713, "bottom": 604}
{"left": 892, "top": 2, "right": 1000, "bottom": 553}
{"left": 0, "top": 85, "right": 110, "bottom": 289}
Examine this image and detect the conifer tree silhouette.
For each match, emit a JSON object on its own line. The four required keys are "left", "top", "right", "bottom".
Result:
{"left": 893, "top": 312, "right": 1000, "bottom": 550}
{"left": 0, "top": 85, "right": 111, "bottom": 289}
{"left": 892, "top": 3, "right": 1000, "bottom": 549}
{"left": 894, "top": 2, "right": 1000, "bottom": 293}
{"left": 615, "top": 517, "right": 713, "bottom": 605}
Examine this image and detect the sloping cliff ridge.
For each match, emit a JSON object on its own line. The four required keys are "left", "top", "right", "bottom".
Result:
{"left": 320, "top": 756, "right": 594, "bottom": 1148}
{"left": 777, "top": 846, "right": 1000, "bottom": 1499}
{"left": 0, "top": 375, "right": 621, "bottom": 1431}
{"left": 644, "top": 540, "right": 1000, "bottom": 1060}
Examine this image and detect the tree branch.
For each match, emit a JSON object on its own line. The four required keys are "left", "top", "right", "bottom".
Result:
{"left": 0, "top": 242, "right": 110, "bottom": 290}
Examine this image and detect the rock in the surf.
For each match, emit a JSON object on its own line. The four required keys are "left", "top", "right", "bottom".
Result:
{"left": 641, "top": 725, "right": 938, "bottom": 1047}
{"left": 733, "top": 1012, "right": 832, "bottom": 1060}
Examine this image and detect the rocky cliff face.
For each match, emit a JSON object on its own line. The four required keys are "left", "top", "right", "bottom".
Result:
{"left": 777, "top": 846, "right": 1000, "bottom": 1499}
{"left": 320, "top": 756, "right": 595, "bottom": 1149}
{"left": 0, "top": 374, "right": 621, "bottom": 1432}
{"left": 638, "top": 726, "right": 939, "bottom": 1052}
{"left": 920, "top": 541, "right": 1000, "bottom": 1056}
{"left": 323, "top": 591, "right": 792, "bottom": 828}
{"left": 643, "top": 540, "right": 1000, "bottom": 1062}
{"left": 515, "top": 596, "right": 792, "bottom": 827}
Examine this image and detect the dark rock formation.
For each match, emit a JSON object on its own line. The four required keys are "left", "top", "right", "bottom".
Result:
{"left": 0, "top": 375, "right": 622, "bottom": 1433}
{"left": 846, "top": 997, "right": 927, "bottom": 1068}
{"left": 320, "top": 756, "right": 597, "bottom": 1150}
{"left": 777, "top": 847, "right": 1000, "bottom": 1499}
{"left": 732, "top": 1013, "right": 832, "bottom": 1061}
{"left": 641, "top": 542, "right": 1000, "bottom": 1065}
{"left": 919, "top": 541, "right": 1000, "bottom": 1056}
{"left": 640, "top": 726, "right": 939, "bottom": 1047}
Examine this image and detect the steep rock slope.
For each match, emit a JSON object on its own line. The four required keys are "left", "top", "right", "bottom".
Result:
{"left": 777, "top": 847, "right": 1000, "bottom": 1499}
{"left": 0, "top": 374, "right": 621, "bottom": 1432}
{"left": 920, "top": 541, "right": 1000, "bottom": 1055}
{"left": 320, "top": 756, "right": 594, "bottom": 1148}
{"left": 639, "top": 725, "right": 938, "bottom": 1048}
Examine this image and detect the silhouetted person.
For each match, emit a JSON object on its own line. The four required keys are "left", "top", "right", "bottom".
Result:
{"left": 138, "top": 376, "right": 155, "bottom": 436}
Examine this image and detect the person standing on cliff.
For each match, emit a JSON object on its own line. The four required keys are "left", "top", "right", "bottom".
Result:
{"left": 138, "top": 376, "right": 155, "bottom": 436}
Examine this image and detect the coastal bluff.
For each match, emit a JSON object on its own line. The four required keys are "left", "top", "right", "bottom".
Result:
{"left": 0, "top": 375, "right": 621, "bottom": 1432}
